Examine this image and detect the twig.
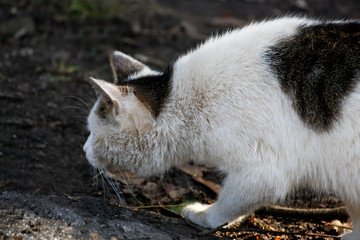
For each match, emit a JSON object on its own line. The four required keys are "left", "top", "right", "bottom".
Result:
{"left": 184, "top": 218, "right": 208, "bottom": 231}
{"left": 157, "top": 206, "right": 184, "bottom": 218}
{"left": 62, "top": 193, "right": 81, "bottom": 202}
{"left": 199, "top": 226, "right": 341, "bottom": 239}
{"left": 130, "top": 203, "right": 187, "bottom": 209}
{"left": 256, "top": 205, "right": 348, "bottom": 220}
{"left": 131, "top": 204, "right": 348, "bottom": 223}
{"left": 197, "top": 222, "right": 229, "bottom": 236}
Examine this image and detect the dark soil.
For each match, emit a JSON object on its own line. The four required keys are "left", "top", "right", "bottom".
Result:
{"left": 1, "top": 0, "right": 360, "bottom": 239}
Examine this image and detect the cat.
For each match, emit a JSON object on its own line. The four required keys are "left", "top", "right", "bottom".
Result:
{"left": 83, "top": 17, "right": 360, "bottom": 239}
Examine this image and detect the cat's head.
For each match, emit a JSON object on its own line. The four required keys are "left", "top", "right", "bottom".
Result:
{"left": 83, "top": 51, "right": 170, "bottom": 174}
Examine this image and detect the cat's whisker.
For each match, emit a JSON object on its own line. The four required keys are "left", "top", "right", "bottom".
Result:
{"left": 102, "top": 169, "right": 127, "bottom": 205}
{"left": 89, "top": 167, "right": 101, "bottom": 189}
{"left": 65, "top": 95, "right": 91, "bottom": 111}
{"left": 118, "top": 170, "right": 142, "bottom": 205}
{"left": 66, "top": 116, "right": 88, "bottom": 124}
{"left": 89, "top": 168, "right": 100, "bottom": 191}
{"left": 92, "top": 168, "right": 99, "bottom": 187}
{"left": 62, "top": 105, "right": 89, "bottom": 114}
{"left": 92, "top": 169, "right": 104, "bottom": 180}
{"left": 99, "top": 169, "right": 113, "bottom": 199}
{"left": 68, "top": 97, "right": 89, "bottom": 111}
{"left": 107, "top": 178, "right": 126, "bottom": 205}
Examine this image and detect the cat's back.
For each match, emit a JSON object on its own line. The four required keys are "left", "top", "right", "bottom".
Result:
{"left": 172, "top": 17, "right": 360, "bottom": 132}
{"left": 173, "top": 17, "right": 313, "bottom": 78}
{"left": 172, "top": 17, "right": 316, "bottom": 99}
{"left": 170, "top": 17, "right": 360, "bottom": 170}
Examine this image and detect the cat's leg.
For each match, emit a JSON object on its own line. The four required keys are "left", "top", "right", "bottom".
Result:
{"left": 341, "top": 204, "right": 360, "bottom": 240}
{"left": 182, "top": 171, "right": 279, "bottom": 228}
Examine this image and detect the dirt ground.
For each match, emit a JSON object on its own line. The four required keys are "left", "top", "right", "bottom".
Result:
{"left": 1, "top": 0, "right": 360, "bottom": 239}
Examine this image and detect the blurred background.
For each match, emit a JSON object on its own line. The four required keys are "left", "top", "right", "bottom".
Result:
{"left": 1, "top": 0, "right": 360, "bottom": 239}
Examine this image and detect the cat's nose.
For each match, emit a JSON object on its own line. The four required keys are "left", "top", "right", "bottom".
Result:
{"left": 83, "top": 140, "right": 88, "bottom": 155}
{"left": 83, "top": 134, "right": 93, "bottom": 157}
{"left": 83, "top": 143, "right": 88, "bottom": 155}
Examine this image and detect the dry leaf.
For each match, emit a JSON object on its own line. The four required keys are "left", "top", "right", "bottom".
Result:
{"left": 142, "top": 181, "right": 163, "bottom": 203}
{"left": 160, "top": 196, "right": 172, "bottom": 203}
{"left": 122, "top": 187, "right": 134, "bottom": 194}
{"left": 106, "top": 171, "right": 144, "bottom": 185}
{"left": 162, "top": 183, "right": 188, "bottom": 201}
{"left": 179, "top": 164, "right": 204, "bottom": 178}
{"left": 107, "top": 171, "right": 136, "bottom": 179}
{"left": 162, "top": 182, "right": 177, "bottom": 194}
{"left": 323, "top": 219, "right": 352, "bottom": 235}
{"left": 128, "top": 178, "right": 145, "bottom": 185}
{"left": 168, "top": 188, "right": 189, "bottom": 201}
{"left": 142, "top": 182, "right": 159, "bottom": 194}
{"left": 193, "top": 176, "right": 222, "bottom": 195}
{"left": 179, "top": 164, "right": 222, "bottom": 194}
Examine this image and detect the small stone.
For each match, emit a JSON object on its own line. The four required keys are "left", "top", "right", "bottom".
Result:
{"left": 0, "top": 16, "right": 35, "bottom": 36}
{"left": 90, "top": 232, "right": 101, "bottom": 239}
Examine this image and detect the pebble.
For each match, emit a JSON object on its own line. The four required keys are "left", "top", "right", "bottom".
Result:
{"left": 0, "top": 16, "right": 35, "bottom": 36}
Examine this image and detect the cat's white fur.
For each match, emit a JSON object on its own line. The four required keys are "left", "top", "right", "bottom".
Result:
{"left": 84, "top": 17, "right": 360, "bottom": 239}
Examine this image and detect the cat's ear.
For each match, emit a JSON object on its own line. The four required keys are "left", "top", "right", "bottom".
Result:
{"left": 89, "top": 77, "right": 120, "bottom": 115}
{"left": 89, "top": 77, "right": 117, "bottom": 100}
{"left": 110, "top": 51, "right": 145, "bottom": 84}
{"left": 89, "top": 77, "right": 154, "bottom": 132}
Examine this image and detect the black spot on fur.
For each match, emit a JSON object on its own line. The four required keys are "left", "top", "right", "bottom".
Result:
{"left": 267, "top": 21, "right": 360, "bottom": 131}
{"left": 123, "top": 65, "right": 173, "bottom": 118}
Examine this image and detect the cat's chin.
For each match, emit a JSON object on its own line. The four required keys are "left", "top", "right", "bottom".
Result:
{"left": 85, "top": 156, "right": 101, "bottom": 170}
{"left": 84, "top": 155, "right": 111, "bottom": 173}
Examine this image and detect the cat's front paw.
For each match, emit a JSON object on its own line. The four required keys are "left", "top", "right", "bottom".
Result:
{"left": 182, "top": 202, "right": 211, "bottom": 228}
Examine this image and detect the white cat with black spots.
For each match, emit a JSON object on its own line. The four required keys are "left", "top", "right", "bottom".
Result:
{"left": 84, "top": 17, "right": 360, "bottom": 239}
